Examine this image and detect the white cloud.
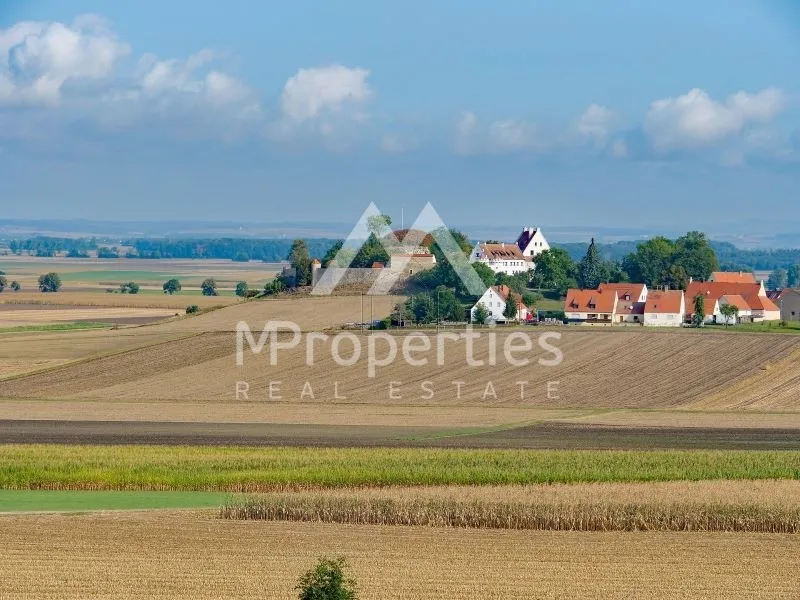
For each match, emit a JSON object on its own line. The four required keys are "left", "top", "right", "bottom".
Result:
{"left": 644, "top": 87, "right": 787, "bottom": 150}
{"left": 0, "top": 16, "right": 129, "bottom": 106}
{"left": 576, "top": 104, "right": 618, "bottom": 145}
{"left": 488, "top": 119, "right": 535, "bottom": 152}
{"left": 454, "top": 110, "right": 478, "bottom": 155}
{"left": 381, "top": 134, "right": 412, "bottom": 153}
{"left": 281, "top": 64, "right": 371, "bottom": 122}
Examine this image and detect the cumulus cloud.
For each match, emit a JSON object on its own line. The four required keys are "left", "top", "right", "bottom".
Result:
{"left": 454, "top": 110, "right": 478, "bottom": 154}
{"left": 644, "top": 87, "right": 787, "bottom": 151}
{"left": 0, "top": 16, "right": 129, "bottom": 106}
{"left": 576, "top": 104, "right": 618, "bottom": 146}
{"left": 488, "top": 119, "right": 535, "bottom": 152}
{"left": 281, "top": 64, "right": 371, "bottom": 122}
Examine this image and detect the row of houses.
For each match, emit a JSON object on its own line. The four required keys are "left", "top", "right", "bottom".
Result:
{"left": 563, "top": 272, "right": 782, "bottom": 327}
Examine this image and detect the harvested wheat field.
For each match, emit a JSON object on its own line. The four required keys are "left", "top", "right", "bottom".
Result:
{"left": 0, "top": 306, "right": 177, "bottom": 328}
{"left": 3, "top": 324, "right": 798, "bottom": 411}
{"left": 0, "top": 513, "right": 798, "bottom": 599}
{"left": 0, "top": 291, "right": 240, "bottom": 309}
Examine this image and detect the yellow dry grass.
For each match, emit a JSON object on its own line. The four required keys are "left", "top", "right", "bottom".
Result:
{"left": 0, "top": 513, "right": 797, "bottom": 599}
{"left": 693, "top": 349, "right": 800, "bottom": 411}
{"left": 0, "top": 307, "right": 176, "bottom": 327}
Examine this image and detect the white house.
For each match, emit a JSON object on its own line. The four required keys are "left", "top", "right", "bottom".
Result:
{"left": 563, "top": 288, "right": 618, "bottom": 324}
{"left": 470, "top": 243, "right": 531, "bottom": 276}
{"left": 599, "top": 283, "right": 648, "bottom": 324}
{"left": 643, "top": 290, "right": 685, "bottom": 327}
{"left": 515, "top": 227, "right": 550, "bottom": 259}
{"left": 471, "top": 285, "right": 531, "bottom": 323}
{"left": 718, "top": 295, "right": 752, "bottom": 324}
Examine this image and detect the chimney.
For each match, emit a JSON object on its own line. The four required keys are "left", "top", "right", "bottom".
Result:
{"left": 689, "top": 277, "right": 693, "bottom": 284}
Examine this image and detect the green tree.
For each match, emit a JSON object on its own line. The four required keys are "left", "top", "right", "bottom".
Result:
{"left": 119, "top": 282, "right": 140, "bottom": 294}
{"left": 0, "top": 272, "right": 6, "bottom": 292}
{"left": 235, "top": 282, "right": 249, "bottom": 297}
{"left": 201, "top": 278, "right": 218, "bottom": 296}
{"left": 38, "top": 272, "right": 62, "bottom": 293}
{"left": 522, "top": 291, "right": 542, "bottom": 309}
{"left": 673, "top": 231, "right": 719, "bottom": 282}
{"left": 185, "top": 305, "right": 199, "bottom": 314}
{"left": 692, "top": 293, "right": 706, "bottom": 327}
{"left": 10, "top": 281, "right": 21, "bottom": 292}
{"left": 296, "top": 557, "right": 357, "bottom": 600}
{"left": 232, "top": 251, "right": 250, "bottom": 263}
{"left": 162, "top": 278, "right": 181, "bottom": 295}
{"left": 661, "top": 264, "right": 689, "bottom": 291}
{"left": 366, "top": 214, "right": 392, "bottom": 238}
{"left": 473, "top": 302, "right": 489, "bottom": 324}
{"left": 287, "top": 239, "right": 313, "bottom": 286}
{"left": 264, "top": 279, "right": 286, "bottom": 296}
{"left": 719, "top": 303, "right": 739, "bottom": 327}
{"left": 530, "top": 248, "right": 577, "bottom": 295}
{"left": 621, "top": 237, "right": 676, "bottom": 287}
{"left": 788, "top": 264, "right": 800, "bottom": 288}
{"left": 578, "top": 238, "right": 603, "bottom": 289}
{"left": 767, "top": 268, "right": 788, "bottom": 290}
{"left": 503, "top": 294, "right": 519, "bottom": 320}
{"left": 434, "top": 286, "right": 464, "bottom": 322}
{"left": 408, "top": 293, "right": 436, "bottom": 324}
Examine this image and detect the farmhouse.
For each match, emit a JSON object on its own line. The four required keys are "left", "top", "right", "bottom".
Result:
{"left": 471, "top": 285, "right": 532, "bottom": 323}
{"left": 470, "top": 243, "right": 530, "bottom": 276}
{"left": 643, "top": 290, "right": 685, "bottom": 327}
{"left": 686, "top": 281, "right": 780, "bottom": 323}
{"left": 718, "top": 294, "right": 752, "bottom": 324}
{"left": 470, "top": 227, "right": 549, "bottom": 275}
{"left": 564, "top": 288, "right": 618, "bottom": 324}
{"left": 599, "top": 283, "right": 648, "bottom": 324}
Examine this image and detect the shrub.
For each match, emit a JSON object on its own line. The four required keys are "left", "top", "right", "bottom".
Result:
{"left": 296, "top": 557, "right": 357, "bottom": 600}
{"left": 201, "top": 278, "right": 218, "bottom": 296}
{"left": 119, "top": 282, "right": 140, "bottom": 294}
{"left": 186, "top": 305, "right": 200, "bottom": 315}
{"left": 10, "top": 281, "right": 21, "bottom": 292}
{"left": 163, "top": 279, "right": 181, "bottom": 295}
{"left": 235, "top": 282, "right": 249, "bottom": 298}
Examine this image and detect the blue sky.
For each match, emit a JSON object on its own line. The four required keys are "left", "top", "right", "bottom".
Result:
{"left": 1, "top": 0, "right": 799, "bottom": 232}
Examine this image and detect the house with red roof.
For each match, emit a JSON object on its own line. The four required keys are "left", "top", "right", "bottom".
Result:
{"left": 709, "top": 271, "right": 758, "bottom": 284}
{"left": 564, "top": 287, "right": 618, "bottom": 324}
{"left": 471, "top": 285, "right": 532, "bottom": 323}
{"left": 643, "top": 290, "right": 686, "bottom": 327}
{"left": 599, "top": 283, "right": 648, "bottom": 324}
{"left": 686, "top": 281, "right": 780, "bottom": 323}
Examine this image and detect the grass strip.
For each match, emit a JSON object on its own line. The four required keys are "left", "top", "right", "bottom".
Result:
{"left": 1, "top": 445, "right": 799, "bottom": 491}
{"left": 220, "top": 494, "right": 800, "bottom": 533}
{"left": 0, "top": 490, "right": 231, "bottom": 512}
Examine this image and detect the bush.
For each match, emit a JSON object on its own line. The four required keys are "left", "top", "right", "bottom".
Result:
{"left": 119, "top": 282, "right": 139, "bottom": 294}
{"left": 201, "top": 278, "right": 218, "bottom": 296}
{"left": 235, "top": 281, "right": 249, "bottom": 298}
{"left": 186, "top": 305, "right": 200, "bottom": 315}
{"left": 163, "top": 278, "right": 181, "bottom": 295}
{"left": 10, "top": 281, "right": 21, "bottom": 292}
{"left": 296, "top": 557, "right": 357, "bottom": 600}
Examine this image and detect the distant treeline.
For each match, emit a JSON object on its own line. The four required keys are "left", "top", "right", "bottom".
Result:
{"left": 556, "top": 241, "right": 800, "bottom": 272}
{"left": 124, "top": 238, "right": 339, "bottom": 261}
{"left": 7, "top": 237, "right": 98, "bottom": 257}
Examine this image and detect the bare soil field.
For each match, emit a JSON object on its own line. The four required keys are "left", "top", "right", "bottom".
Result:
{"left": 0, "top": 291, "right": 240, "bottom": 309}
{"left": 0, "top": 306, "right": 176, "bottom": 327}
{"left": 0, "top": 513, "right": 797, "bottom": 599}
{"left": 2, "top": 323, "right": 797, "bottom": 412}
{"left": 2, "top": 420, "right": 799, "bottom": 449}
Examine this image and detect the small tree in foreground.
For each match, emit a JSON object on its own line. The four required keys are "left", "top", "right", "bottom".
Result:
{"left": 38, "top": 272, "right": 62, "bottom": 293}
{"left": 502, "top": 295, "right": 519, "bottom": 321}
{"left": 120, "top": 282, "right": 140, "bottom": 294}
{"left": 692, "top": 293, "right": 706, "bottom": 327}
{"left": 11, "top": 281, "right": 21, "bottom": 292}
{"left": 473, "top": 302, "right": 489, "bottom": 325}
{"left": 719, "top": 303, "right": 739, "bottom": 327}
{"left": 185, "top": 305, "right": 199, "bottom": 315}
{"left": 296, "top": 557, "right": 357, "bottom": 600}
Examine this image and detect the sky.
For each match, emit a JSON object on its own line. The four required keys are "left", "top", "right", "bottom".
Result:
{"left": 1, "top": 0, "right": 799, "bottom": 232}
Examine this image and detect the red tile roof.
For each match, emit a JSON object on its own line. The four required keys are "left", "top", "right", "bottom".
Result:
{"left": 645, "top": 290, "right": 684, "bottom": 314}
{"left": 720, "top": 294, "right": 750, "bottom": 310}
{"left": 711, "top": 271, "right": 757, "bottom": 284}
{"left": 599, "top": 283, "right": 646, "bottom": 301}
{"left": 478, "top": 243, "right": 526, "bottom": 260}
{"left": 564, "top": 289, "right": 617, "bottom": 313}
{"left": 686, "top": 282, "right": 777, "bottom": 313}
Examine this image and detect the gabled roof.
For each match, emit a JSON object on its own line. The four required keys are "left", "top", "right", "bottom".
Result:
{"left": 515, "top": 227, "right": 539, "bottom": 252}
{"left": 645, "top": 290, "right": 684, "bottom": 314}
{"left": 477, "top": 243, "right": 526, "bottom": 260}
{"left": 615, "top": 299, "right": 645, "bottom": 315}
{"left": 746, "top": 295, "right": 780, "bottom": 312}
{"left": 599, "top": 283, "right": 646, "bottom": 300}
{"left": 564, "top": 288, "right": 617, "bottom": 313}
{"left": 686, "top": 281, "right": 777, "bottom": 313}
{"left": 720, "top": 294, "right": 750, "bottom": 311}
{"left": 710, "top": 271, "right": 758, "bottom": 284}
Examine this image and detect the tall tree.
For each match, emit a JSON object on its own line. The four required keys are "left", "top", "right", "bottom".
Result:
{"left": 788, "top": 264, "right": 800, "bottom": 288}
{"left": 38, "top": 273, "right": 62, "bottom": 293}
{"left": 692, "top": 293, "right": 706, "bottom": 327}
{"left": 287, "top": 239, "right": 312, "bottom": 286}
{"left": 673, "top": 231, "right": 719, "bottom": 282}
{"left": 621, "top": 237, "right": 676, "bottom": 287}
{"left": 162, "top": 278, "right": 181, "bottom": 295}
{"left": 366, "top": 214, "right": 393, "bottom": 238}
{"left": 530, "top": 248, "right": 577, "bottom": 295}
{"left": 0, "top": 272, "right": 6, "bottom": 292}
{"left": 578, "top": 238, "right": 603, "bottom": 289}
{"left": 201, "top": 278, "right": 218, "bottom": 296}
{"left": 767, "top": 268, "right": 788, "bottom": 290}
